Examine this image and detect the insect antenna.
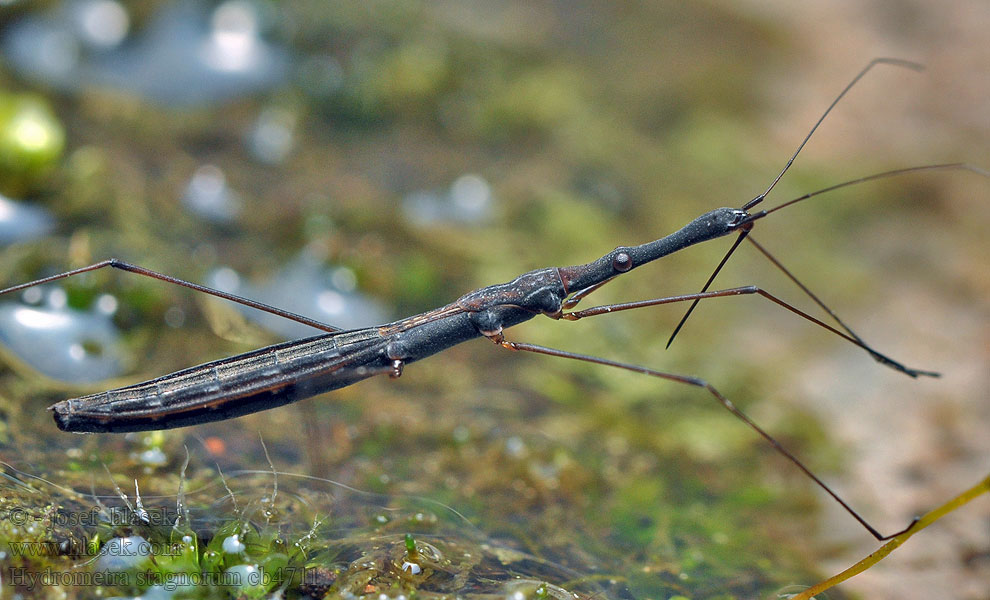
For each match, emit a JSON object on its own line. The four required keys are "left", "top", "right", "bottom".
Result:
{"left": 667, "top": 58, "right": 923, "bottom": 348}
{"left": 745, "top": 57, "right": 923, "bottom": 211}
{"left": 666, "top": 163, "right": 988, "bottom": 366}
{"left": 754, "top": 162, "right": 990, "bottom": 218}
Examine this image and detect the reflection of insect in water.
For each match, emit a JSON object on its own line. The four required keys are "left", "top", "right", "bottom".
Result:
{"left": 1, "top": 58, "right": 986, "bottom": 542}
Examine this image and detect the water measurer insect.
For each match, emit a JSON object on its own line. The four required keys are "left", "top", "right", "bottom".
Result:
{"left": 1, "top": 59, "right": 985, "bottom": 543}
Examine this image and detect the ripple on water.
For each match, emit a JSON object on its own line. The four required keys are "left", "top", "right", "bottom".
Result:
{"left": 0, "top": 194, "right": 54, "bottom": 244}
{"left": 0, "top": 287, "right": 125, "bottom": 383}
{"left": 2, "top": 0, "right": 289, "bottom": 107}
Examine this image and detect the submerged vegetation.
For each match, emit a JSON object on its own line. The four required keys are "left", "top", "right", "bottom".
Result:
{"left": 0, "top": 398, "right": 819, "bottom": 599}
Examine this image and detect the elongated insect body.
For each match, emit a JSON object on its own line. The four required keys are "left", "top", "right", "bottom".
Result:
{"left": 49, "top": 285, "right": 544, "bottom": 432}
{"left": 49, "top": 208, "right": 750, "bottom": 432}
{"left": 4, "top": 58, "right": 987, "bottom": 542}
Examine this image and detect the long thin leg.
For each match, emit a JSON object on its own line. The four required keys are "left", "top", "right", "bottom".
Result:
{"left": 745, "top": 235, "right": 864, "bottom": 343}
{"left": 561, "top": 285, "right": 937, "bottom": 378}
{"left": 0, "top": 259, "right": 341, "bottom": 333}
{"left": 665, "top": 231, "right": 749, "bottom": 348}
{"left": 489, "top": 335, "right": 918, "bottom": 541}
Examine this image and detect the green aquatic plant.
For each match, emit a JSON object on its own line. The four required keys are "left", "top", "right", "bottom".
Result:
{"left": 1, "top": 457, "right": 615, "bottom": 600}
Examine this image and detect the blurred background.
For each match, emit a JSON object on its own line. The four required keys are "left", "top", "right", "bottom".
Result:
{"left": 0, "top": 1, "right": 986, "bottom": 599}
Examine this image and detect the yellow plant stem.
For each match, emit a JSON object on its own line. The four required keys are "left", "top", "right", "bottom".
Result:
{"left": 789, "top": 473, "right": 990, "bottom": 600}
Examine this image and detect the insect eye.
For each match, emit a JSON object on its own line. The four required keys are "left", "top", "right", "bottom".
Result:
{"left": 612, "top": 252, "right": 632, "bottom": 272}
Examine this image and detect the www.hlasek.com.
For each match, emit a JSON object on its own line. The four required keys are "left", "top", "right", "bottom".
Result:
{"left": 6, "top": 538, "right": 184, "bottom": 559}
{"left": 5, "top": 566, "right": 300, "bottom": 591}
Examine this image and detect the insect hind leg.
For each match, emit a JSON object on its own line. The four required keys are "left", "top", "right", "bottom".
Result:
{"left": 493, "top": 336, "right": 919, "bottom": 541}
{"left": 0, "top": 259, "right": 341, "bottom": 333}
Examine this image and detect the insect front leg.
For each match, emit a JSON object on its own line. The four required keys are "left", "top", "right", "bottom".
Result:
{"left": 559, "top": 285, "right": 936, "bottom": 379}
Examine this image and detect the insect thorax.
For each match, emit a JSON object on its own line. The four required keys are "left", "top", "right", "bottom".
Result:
{"left": 455, "top": 267, "right": 565, "bottom": 315}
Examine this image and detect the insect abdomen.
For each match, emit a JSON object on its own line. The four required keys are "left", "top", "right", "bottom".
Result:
{"left": 50, "top": 331, "right": 385, "bottom": 433}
